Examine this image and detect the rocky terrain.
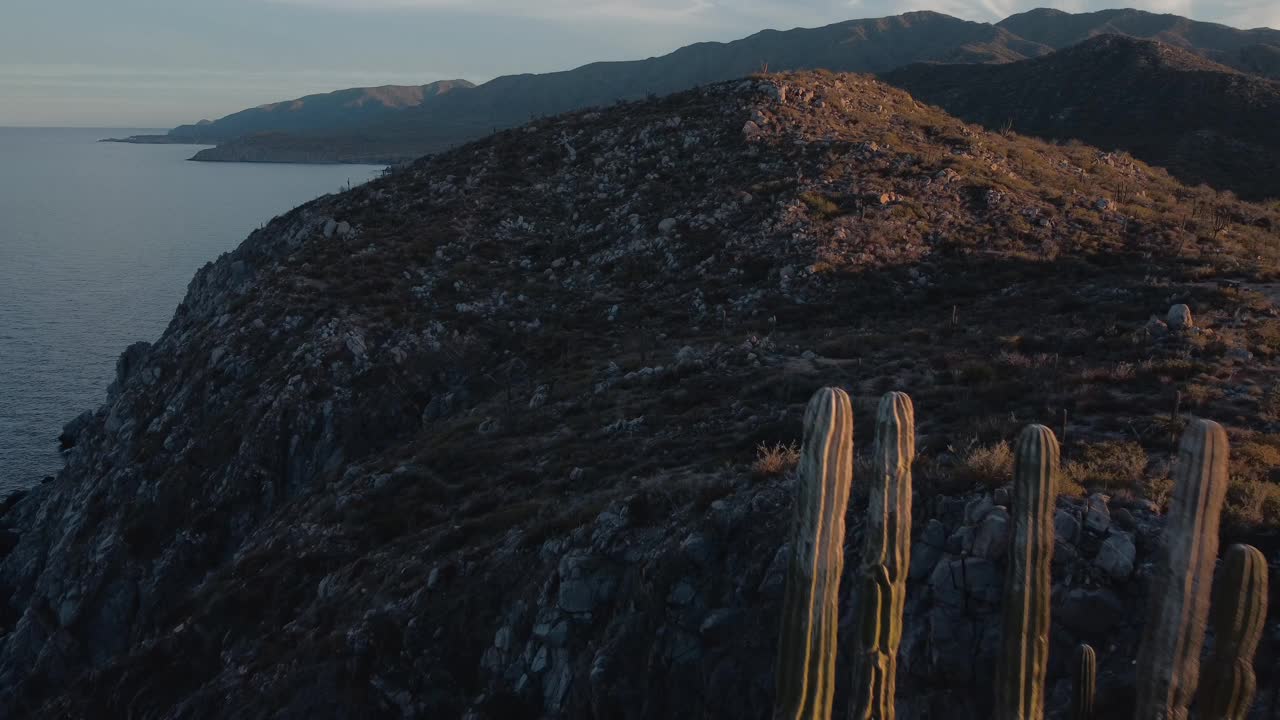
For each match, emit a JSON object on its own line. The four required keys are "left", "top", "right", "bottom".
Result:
{"left": 883, "top": 34, "right": 1280, "bottom": 200}
{"left": 4, "top": 71, "right": 1280, "bottom": 718}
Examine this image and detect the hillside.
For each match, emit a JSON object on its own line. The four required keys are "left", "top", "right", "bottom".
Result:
{"left": 998, "top": 7, "right": 1280, "bottom": 79}
{"left": 107, "top": 80, "right": 474, "bottom": 146}
{"left": 5, "top": 72, "right": 1280, "bottom": 718}
{"left": 883, "top": 34, "right": 1280, "bottom": 200}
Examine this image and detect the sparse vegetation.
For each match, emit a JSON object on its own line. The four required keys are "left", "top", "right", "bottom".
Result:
{"left": 957, "top": 440, "right": 1014, "bottom": 488}
{"left": 752, "top": 441, "right": 800, "bottom": 479}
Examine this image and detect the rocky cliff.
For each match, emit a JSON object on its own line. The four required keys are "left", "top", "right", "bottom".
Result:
{"left": 3, "top": 72, "right": 1280, "bottom": 718}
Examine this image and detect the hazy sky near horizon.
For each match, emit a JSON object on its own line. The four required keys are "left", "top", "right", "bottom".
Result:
{"left": 3, "top": 0, "right": 1277, "bottom": 127}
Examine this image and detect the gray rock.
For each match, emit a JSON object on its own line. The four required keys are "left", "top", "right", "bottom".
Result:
{"left": 947, "top": 526, "right": 974, "bottom": 555}
{"left": 1057, "top": 587, "right": 1125, "bottom": 635}
{"left": 910, "top": 519, "right": 946, "bottom": 580}
{"left": 964, "top": 495, "right": 994, "bottom": 525}
{"left": 58, "top": 410, "right": 95, "bottom": 450}
{"left": 1055, "top": 509, "right": 1080, "bottom": 544}
{"left": 970, "top": 507, "right": 1010, "bottom": 560}
{"left": 679, "top": 533, "right": 718, "bottom": 568}
{"left": 1167, "top": 304, "right": 1194, "bottom": 331}
{"left": 557, "top": 552, "right": 618, "bottom": 613}
{"left": 1083, "top": 495, "right": 1111, "bottom": 535}
{"left": 658, "top": 218, "right": 678, "bottom": 235}
{"left": 993, "top": 486, "right": 1010, "bottom": 507}
{"left": 1094, "top": 531, "right": 1136, "bottom": 580}
{"left": 698, "top": 608, "right": 746, "bottom": 645}
{"left": 929, "top": 557, "right": 1001, "bottom": 611}
{"left": 1112, "top": 507, "right": 1136, "bottom": 530}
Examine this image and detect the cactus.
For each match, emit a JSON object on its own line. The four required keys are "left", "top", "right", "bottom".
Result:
{"left": 1197, "top": 543, "right": 1268, "bottom": 720}
{"left": 849, "top": 392, "right": 915, "bottom": 720}
{"left": 1073, "top": 644, "right": 1096, "bottom": 720}
{"left": 774, "top": 387, "right": 854, "bottom": 720}
{"left": 1133, "top": 418, "right": 1229, "bottom": 720}
{"left": 994, "top": 424, "right": 1059, "bottom": 720}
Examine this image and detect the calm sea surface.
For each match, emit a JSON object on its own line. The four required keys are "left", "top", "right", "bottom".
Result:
{"left": 0, "top": 128, "right": 383, "bottom": 493}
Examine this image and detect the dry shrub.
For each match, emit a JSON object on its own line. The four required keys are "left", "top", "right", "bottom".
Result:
{"left": 1232, "top": 440, "right": 1280, "bottom": 483}
{"left": 957, "top": 440, "right": 1013, "bottom": 488}
{"left": 1223, "top": 477, "right": 1280, "bottom": 529}
{"left": 752, "top": 441, "right": 800, "bottom": 480}
{"left": 1142, "top": 474, "right": 1175, "bottom": 511}
{"left": 1061, "top": 441, "right": 1147, "bottom": 493}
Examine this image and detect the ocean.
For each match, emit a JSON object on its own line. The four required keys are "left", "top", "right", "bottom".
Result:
{"left": 0, "top": 127, "right": 383, "bottom": 493}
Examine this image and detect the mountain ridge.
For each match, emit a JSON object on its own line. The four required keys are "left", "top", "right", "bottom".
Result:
{"left": 110, "top": 9, "right": 1280, "bottom": 189}
{"left": 882, "top": 33, "right": 1280, "bottom": 200}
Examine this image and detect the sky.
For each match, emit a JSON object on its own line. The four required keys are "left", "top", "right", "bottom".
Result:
{"left": 2, "top": 0, "right": 1277, "bottom": 127}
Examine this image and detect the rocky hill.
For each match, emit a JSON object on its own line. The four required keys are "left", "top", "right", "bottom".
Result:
{"left": 107, "top": 80, "right": 474, "bottom": 147}
{"left": 5, "top": 72, "right": 1280, "bottom": 719}
{"left": 883, "top": 34, "right": 1280, "bottom": 200}
{"left": 998, "top": 7, "right": 1280, "bottom": 79}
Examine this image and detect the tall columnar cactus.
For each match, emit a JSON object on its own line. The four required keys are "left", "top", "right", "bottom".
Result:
{"left": 1197, "top": 543, "right": 1268, "bottom": 720}
{"left": 1073, "top": 644, "right": 1096, "bottom": 720}
{"left": 774, "top": 387, "right": 854, "bottom": 720}
{"left": 1133, "top": 418, "right": 1229, "bottom": 720}
{"left": 994, "top": 424, "right": 1059, "bottom": 720}
{"left": 849, "top": 391, "right": 915, "bottom": 720}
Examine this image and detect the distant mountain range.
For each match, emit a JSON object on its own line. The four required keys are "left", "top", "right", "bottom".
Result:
{"left": 884, "top": 34, "right": 1280, "bottom": 199}
{"left": 996, "top": 7, "right": 1280, "bottom": 77}
{"left": 115, "top": 8, "right": 1280, "bottom": 198}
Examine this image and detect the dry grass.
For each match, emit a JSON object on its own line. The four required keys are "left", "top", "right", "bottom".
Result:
{"left": 752, "top": 442, "right": 800, "bottom": 480}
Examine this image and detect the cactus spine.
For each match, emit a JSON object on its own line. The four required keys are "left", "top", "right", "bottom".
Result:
{"left": 774, "top": 387, "right": 854, "bottom": 720}
{"left": 1133, "top": 418, "right": 1229, "bottom": 720}
{"left": 994, "top": 424, "right": 1059, "bottom": 720}
{"left": 1197, "top": 543, "right": 1268, "bottom": 720}
{"left": 849, "top": 392, "right": 914, "bottom": 720}
{"left": 1073, "top": 644, "right": 1096, "bottom": 720}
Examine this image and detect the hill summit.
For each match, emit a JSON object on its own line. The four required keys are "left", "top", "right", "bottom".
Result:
{"left": 5, "top": 71, "right": 1280, "bottom": 718}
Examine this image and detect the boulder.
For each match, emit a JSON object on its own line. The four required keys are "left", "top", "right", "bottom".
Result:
{"left": 970, "top": 507, "right": 1010, "bottom": 560}
{"left": 1094, "top": 531, "right": 1136, "bottom": 580}
{"left": 1054, "top": 509, "right": 1080, "bottom": 545}
{"left": 1167, "top": 304, "right": 1194, "bottom": 330}
{"left": 1083, "top": 495, "right": 1111, "bottom": 535}
{"left": 929, "top": 557, "right": 1001, "bottom": 611}
{"left": 557, "top": 552, "right": 619, "bottom": 613}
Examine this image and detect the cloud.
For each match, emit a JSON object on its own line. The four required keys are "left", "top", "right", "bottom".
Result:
{"left": 267, "top": 0, "right": 718, "bottom": 24}
{"left": 264, "top": 0, "right": 1278, "bottom": 31}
